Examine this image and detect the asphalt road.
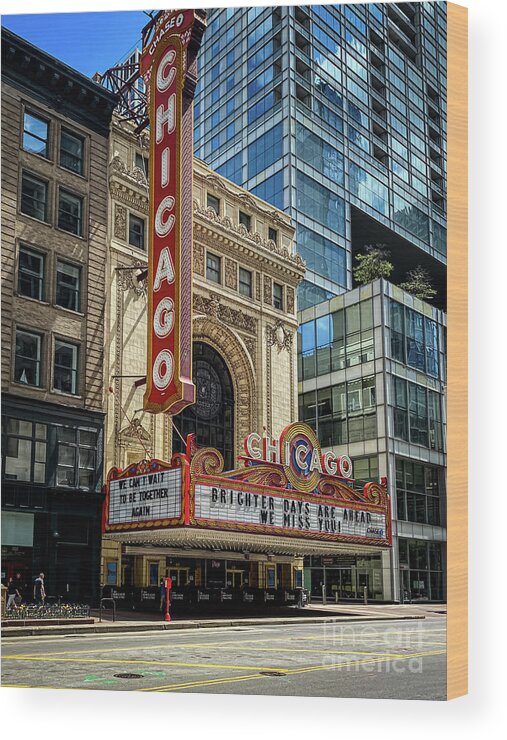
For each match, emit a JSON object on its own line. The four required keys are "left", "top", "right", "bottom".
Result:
{"left": 1, "top": 617, "right": 446, "bottom": 699}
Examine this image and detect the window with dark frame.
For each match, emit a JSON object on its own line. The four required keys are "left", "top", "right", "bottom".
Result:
{"left": 18, "top": 246, "right": 45, "bottom": 301}
{"left": 206, "top": 252, "right": 221, "bottom": 283}
{"left": 60, "top": 129, "right": 84, "bottom": 175}
{"left": 239, "top": 210, "right": 251, "bottom": 230}
{"left": 273, "top": 281, "right": 283, "bottom": 310}
{"left": 129, "top": 214, "right": 145, "bottom": 249}
{"left": 53, "top": 339, "right": 79, "bottom": 395}
{"left": 3, "top": 417, "right": 47, "bottom": 484}
{"left": 14, "top": 330, "right": 42, "bottom": 387}
{"left": 56, "top": 260, "right": 81, "bottom": 312}
{"left": 206, "top": 193, "right": 220, "bottom": 214}
{"left": 56, "top": 426, "right": 97, "bottom": 489}
{"left": 135, "top": 152, "right": 148, "bottom": 177}
{"left": 58, "top": 190, "right": 83, "bottom": 236}
{"left": 239, "top": 267, "right": 252, "bottom": 298}
{"left": 268, "top": 227, "right": 278, "bottom": 244}
{"left": 23, "top": 112, "right": 49, "bottom": 158}
{"left": 21, "top": 173, "right": 48, "bottom": 222}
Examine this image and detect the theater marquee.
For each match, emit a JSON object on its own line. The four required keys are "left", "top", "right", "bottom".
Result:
{"left": 104, "top": 423, "right": 392, "bottom": 549}
{"left": 141, "top": 10, "right": 205, "bottom": 414}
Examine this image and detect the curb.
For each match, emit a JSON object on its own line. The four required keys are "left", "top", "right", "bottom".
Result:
{"left": 2, "top": 613, "right": 424, "bottom": 638}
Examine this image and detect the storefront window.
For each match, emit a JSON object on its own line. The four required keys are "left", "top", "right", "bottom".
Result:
{"left": 398, "top": 537, "right": 444, "bottom": 601}
{"left": 106, "top": 562, "right": 117, "bottom": 585}
{"left": 396, "top": 459, "right": 443, "bottom": 525}
{"left": 3, "top": 418, "right": 47, "bottom": 483}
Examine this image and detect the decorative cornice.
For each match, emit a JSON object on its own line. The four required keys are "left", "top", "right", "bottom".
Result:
{"left": 193, "top": 200, "right": 306, "bottom": 274}
{"left": 2, "top": 28, "right": 118, "bottom": 137}
{"left": 193, "top": 292, "right": 257, "bottom": 334}
{"left": 202, "top": 173, "right": 291, "bottom": 227}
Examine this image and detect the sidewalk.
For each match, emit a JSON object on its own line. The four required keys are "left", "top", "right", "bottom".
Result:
{"left": 2, "top": 603, "right": 443, "bottom": 638}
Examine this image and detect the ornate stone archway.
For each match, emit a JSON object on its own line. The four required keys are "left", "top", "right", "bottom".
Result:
{"left": 192, "top": 314, "right": 256, "bottom": 462}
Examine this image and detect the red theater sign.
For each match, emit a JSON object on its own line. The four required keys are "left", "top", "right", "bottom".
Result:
{"left": 141, "top": 10, "right": 205, "bottom": 414}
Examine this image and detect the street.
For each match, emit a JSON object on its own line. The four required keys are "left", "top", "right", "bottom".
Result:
{"left": 1, "top": 617, "right": 446, "bottom": 699}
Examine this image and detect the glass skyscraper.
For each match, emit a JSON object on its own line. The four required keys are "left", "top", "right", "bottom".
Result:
{"left": 194, "top": 3, "right": 447, "bottom": 311}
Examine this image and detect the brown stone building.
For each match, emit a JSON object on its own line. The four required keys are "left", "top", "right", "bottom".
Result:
{"left": 101, "top": 115, "right": 306, "bottom": 591}
{"left": 1, "top": 29, "right": 117, "bottom": 603}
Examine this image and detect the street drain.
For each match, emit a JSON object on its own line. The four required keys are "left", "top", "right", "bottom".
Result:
{"left": 114, "top": 673, "right": 144, "bottom": 679}
{"left": 259, "top": 671, "right": 286, "bottom": 677}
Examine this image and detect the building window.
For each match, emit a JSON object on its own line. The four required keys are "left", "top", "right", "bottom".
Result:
{"left": 239, "top": 268, "right": 252, "bottom": 298}
{"left": 129, "top": 214, "right": 145, "bottom": 249}
{"left": 206, "top": 193, "right": 220, "bottom": 214}
{"left": 56, "top": 260, "right": 81, "bottom": 312}
{"left": 298, "top": 376, "right": 377, "bottom": 447}
{"left": 54, "top": 340, "right": 79, "bottom": 395}
{"left": 21, "top": 173, "right": 48, "bottom": 222}
{"left": 273, "top": 282, "right": 283, "bottom": 310}
{"left": 396, "top": 459, "right": 442, "bottom": 526}
{"left": 14, "top": 330, "right": 42, "bottom": 387}
{"left": 392, "top": 377, "right": 443, "bottom": 451}
{"left": 172, "top": 342, "right": 235, "bottom": 470}
{"left": 58, "top": 190, "right": 83, "bottom": 236}
{"left": 60, "top": 129, "right": 84, "bottom": 175}
{"left": 135, "top": 152, "right": 148, "bottom": 176}
{"left": 3, "top": 418, "right": 47, "bottom": 483}
{"left": 23, "top": 112, "right": 49, "bottom": 158}
{"left": 398, "top": 537, "right": 444, "bottom": 601}
{"left": 206, "top": 252, "right": 221, "bottom": 283}
{"left": 56, "top": 426, "right": 97, "bottom": 489}
{"left": 390, "top": 300, "right": 439, "bottom": 378}
{"left": 239, "top": 211, "right": 251, "bottom": 230}
{"left": 268, "top": 227, "right": 278, "bottom": 244}
{"left": 18, "top": 246, "right": 45, "bottom": 301}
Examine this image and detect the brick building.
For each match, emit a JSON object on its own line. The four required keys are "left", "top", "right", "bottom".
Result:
{"left": 1, "top": 29, "right": 117, "bottom": 603}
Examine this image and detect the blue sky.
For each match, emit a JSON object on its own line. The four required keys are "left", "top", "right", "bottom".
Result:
{"left": 1, "top": 11, "right": 150, "bottom": 78}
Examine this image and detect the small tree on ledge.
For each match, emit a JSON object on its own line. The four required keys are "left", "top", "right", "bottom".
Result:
{"left": 399, "top": 265, "right": 437, "bottom": 302}
{"left": 353, "top": 244, "right": 394, "bottom": 285}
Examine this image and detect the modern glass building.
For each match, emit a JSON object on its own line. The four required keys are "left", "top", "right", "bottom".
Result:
{"left": 194, "top": 3, "right": 447, "bottom": 311}
{"left": 298, "top": 279, "right": 446, "bottom": 601}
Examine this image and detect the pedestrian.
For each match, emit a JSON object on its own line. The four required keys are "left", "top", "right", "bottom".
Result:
{"left": 33, "top": 572, "right": 46, "bottom": 605}
{"left": 159, "top": 578, "right": 166, "bottom": 612}
{"left": 14, "top": 572, "right": 24, "bottom": 605}
{"left": 6, "top": 577, "right": 21, "bottom": 610}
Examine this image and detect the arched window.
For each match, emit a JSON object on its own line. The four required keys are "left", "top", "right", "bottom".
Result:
{"left": 172, "top": 342, "right": 235, "bottom": 470}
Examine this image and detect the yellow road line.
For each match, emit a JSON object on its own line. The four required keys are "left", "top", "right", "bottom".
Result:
{"left": 143, "top": 650, "right": 446, "bottom": 693}
{"left": 3, "top": 655, "right": 291, "bottom": 672}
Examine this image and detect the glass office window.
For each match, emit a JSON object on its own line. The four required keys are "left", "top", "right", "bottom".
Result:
{"left": 248, "top": 123, "right": 283, "bottom": 178}
{"left": 297, "top": 226, "right": 346, "bottom": 288}
{"left": 296, "top": 171, "right": 345, "bottom": 235}
{"left": 252, "top": 172, "right": 284, "bottom": 210}
{"left": 216, "top": 153, "right": 242, "bottom": 185}
{"left": 349, "top": 164, "right": 388, "bottom": 215}
{"left": 390, "top": 301, "right": 439, "bottom": 377}
{"left": 296, "top": 123, "right": 344, "bottom": 185}
{"left": 393, "top": 194, "right": 430, "bottom": 243}
{"left": 248, "top": 91, "right": 275, "bottom": 125}
{"left": 247, "top": 66, "right": 273, "bottom": 98}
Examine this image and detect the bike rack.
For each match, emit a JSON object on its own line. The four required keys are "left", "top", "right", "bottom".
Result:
{"left": 99, "top": 597, "right": 116, "bottom": 623}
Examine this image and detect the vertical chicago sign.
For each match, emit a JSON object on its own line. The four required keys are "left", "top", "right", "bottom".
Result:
{"left": 141, "top": 10, "right": 206, "bottom": 414}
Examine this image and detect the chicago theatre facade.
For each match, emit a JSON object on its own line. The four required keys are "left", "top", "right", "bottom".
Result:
{"left": 101, "top": 112, "right": 392, "bottom": 608}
